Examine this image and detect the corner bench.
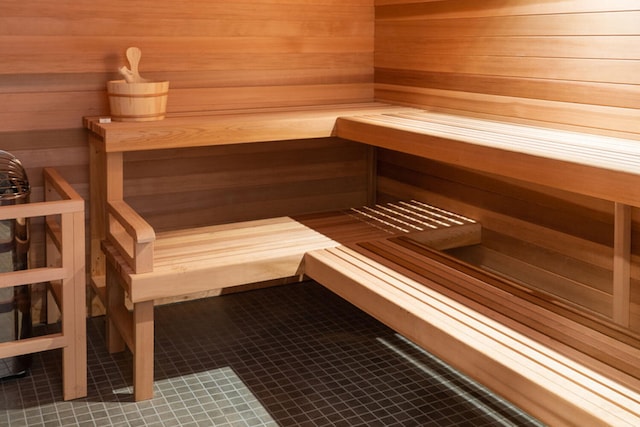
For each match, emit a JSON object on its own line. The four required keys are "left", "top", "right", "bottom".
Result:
{"left": 86, "top": 104, "right": 640, "bottom": 424}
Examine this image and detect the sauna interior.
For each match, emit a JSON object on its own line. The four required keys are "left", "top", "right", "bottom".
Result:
{"left": 2, "top": 0, "right": 640, "bottom": 425}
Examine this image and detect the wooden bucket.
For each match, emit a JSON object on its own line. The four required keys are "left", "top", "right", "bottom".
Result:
{"left": 107, "top": 80, "right": 169, "bottom": 122}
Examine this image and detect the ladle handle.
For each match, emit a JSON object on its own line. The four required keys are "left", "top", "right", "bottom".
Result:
{"left": 126, "top": 47, "right": 142, "bottom": 80}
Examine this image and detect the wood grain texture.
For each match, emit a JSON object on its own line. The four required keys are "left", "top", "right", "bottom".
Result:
{"left": 0, "top": 169, "right": 87, "bottom": 400}
{"left": 372, "top": 1, "right": 640, "bottom": 334}
{"left": 1, "top": 0, "right": 373, "bottom": 133}
{"left": 1, "top": 1, "right": 375, "bottom": 315}
{"left": 101, "top": 199, "right": 478, "bottom": 399}
{"left": 304, "top": 242, "right": 640, "bottom": 426}
{"left": 0, "top": 0, "right": 375, "bottom": 226}
{"left": 374, "top": 1, "right": 640, "bottom": 137}
{"left": 376, "top": 148, "right": 640, "bottom": 332}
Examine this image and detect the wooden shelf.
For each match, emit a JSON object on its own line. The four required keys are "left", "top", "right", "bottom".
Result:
{"left": 84, "top": 103, "right": 416, "bottom": 153}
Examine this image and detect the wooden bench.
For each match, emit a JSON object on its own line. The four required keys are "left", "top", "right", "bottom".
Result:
{"left": 88, "top": 104, "right": 640, "bottom": 423}
{"left": 102, "top": 199, "right": 479, "bottom": 400}
{"left": 335, "top": 109, "right": 640, "bottom": 327}
{"left": 304, "top": 238, "right": 640, "bottom": 426}
{"left": 85, "top": 102, "right": 415, "bottom": 307}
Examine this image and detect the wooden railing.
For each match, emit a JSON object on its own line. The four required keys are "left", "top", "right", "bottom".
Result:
{"left": 0, "top": 168, "right": 86, "bottom": 400}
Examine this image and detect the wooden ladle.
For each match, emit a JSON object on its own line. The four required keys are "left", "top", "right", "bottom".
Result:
{"left": 119, "top": 47, "right": 149, "bottom": 83}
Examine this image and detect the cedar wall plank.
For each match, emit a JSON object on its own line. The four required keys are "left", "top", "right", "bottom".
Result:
{"left": 122, "top": 138, "right": 373, "bottom": 231}
{"left": 374, "top": 2, "right": 640, "bottom": 136}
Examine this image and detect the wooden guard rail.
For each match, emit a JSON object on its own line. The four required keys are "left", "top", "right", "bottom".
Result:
{"left": 0, "top": 168, "right": 86, "bottom": 401}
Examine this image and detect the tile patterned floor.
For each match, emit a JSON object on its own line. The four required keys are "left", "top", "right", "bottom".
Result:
{"left": 0, "top": 281, "right": 545, "bottom": 426}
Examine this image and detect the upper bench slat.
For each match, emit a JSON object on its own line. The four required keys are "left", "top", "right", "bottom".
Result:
{"left": 336, "top": 111, "right": 640, "bottom": 206}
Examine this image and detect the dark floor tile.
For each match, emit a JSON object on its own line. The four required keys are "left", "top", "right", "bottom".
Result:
{"left": 1, "top": 281, "right": 544, "bottom": 426}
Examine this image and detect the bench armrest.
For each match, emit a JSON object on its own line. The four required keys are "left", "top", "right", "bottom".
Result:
{"left": 107, "top": 200, "right": 155, "bottom": 274}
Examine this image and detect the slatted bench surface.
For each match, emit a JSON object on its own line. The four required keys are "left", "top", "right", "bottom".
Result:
{"left": 336, "top": 110, "right": 640, "bottom": 206}
{"left": 304, "top": 238, "right": 640, "bottom": 426}
{"left": 294, "top": 199, "right": 479, "bottom": 247}
{"left": 104, "top": 200, "right": 480, "bottom": 303}
{"left": 102, "top": 199, "right": 481, "bottom": 401}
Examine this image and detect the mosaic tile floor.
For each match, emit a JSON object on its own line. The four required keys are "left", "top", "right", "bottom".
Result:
{"left": 0, "top": 281, "right": 545, "bottom": 426}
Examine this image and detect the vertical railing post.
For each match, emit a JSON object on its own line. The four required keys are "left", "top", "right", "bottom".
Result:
{"left": 613, "top": 202, "right": 631, "bottom": 327}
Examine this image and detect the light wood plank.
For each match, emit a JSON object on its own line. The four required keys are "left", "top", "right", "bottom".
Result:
{"left": 376, "top": 0, "right": 640, "bottom": 20}
{"left": 375, "top": 12, "right": 640, "bottom": 37}
{"left": 84, "top": 103, "right": 412, "bottom": 152}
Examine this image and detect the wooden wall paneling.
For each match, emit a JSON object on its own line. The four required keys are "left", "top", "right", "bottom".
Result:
{"left": 375, "top": 12, "right": 640, "bottom": 38}
{"left": 375, "top": 70, "right": 640, "bottom": 111}
{"left": 1, "top": 0, "right": 375, "bottom": 136}
{"left": 375, "top": 149, "right": 624, "bottom": 258}
{"left": 2, "top": 1, "right": 374, "bottom": 131}
{"left": 122, "top": 138, "right": 373, "bottom": 231}
{"left": 375, "top": 56, "right": 640, "bottom": 87}
{"left": 377, "top": 151, "right": 615, "bottom": 245}
{"left": 474, "top": 230, "right": 614, "bottom": 296}
{"left": 1, "top": 0, "right": 375, "bottom": 320}
{"left": 376, "top": 35, "right": 640, "bottom": 60}
{"left": 374, "top": 3, "right": 640, "bottom": 137}
{"left": 375, "top": 0, "right": 640, "bottom": 20}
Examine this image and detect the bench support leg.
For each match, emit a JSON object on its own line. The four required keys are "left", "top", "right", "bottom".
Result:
{"left": 105, "top": 262, "right": 126, "bottom": 354}
{"left": 61, "top": 270, "right": 88, "bottom": 401}
{"left": 133, "top": 300, "right": 154, "bottom": 401}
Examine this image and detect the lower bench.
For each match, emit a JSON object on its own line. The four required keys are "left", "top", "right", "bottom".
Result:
{"left": 304, "top": 238, "right": 640, "bottom": 426}
{"left": 101, "top": 199, "right": 479, "bottom": 400}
